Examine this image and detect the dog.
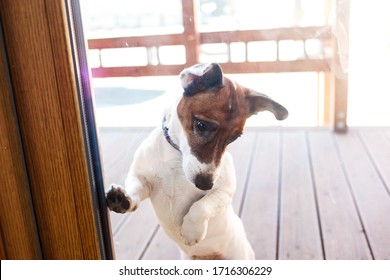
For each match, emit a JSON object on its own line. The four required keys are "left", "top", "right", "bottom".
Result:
{"left": 106, "top": 63, "right": 288, "bottom": 260}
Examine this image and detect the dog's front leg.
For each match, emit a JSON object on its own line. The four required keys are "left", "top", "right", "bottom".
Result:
{"left": 106, "top": 139, "right": 153, "bottom": 214}
{"left": 181, "top": 187, "right": 233, "bottom": 246}
{"left": 181, "top": 153, "right": 236, "bottom": 246}
{"left": 106, "top": 175, "right": 149, "bottom": 213}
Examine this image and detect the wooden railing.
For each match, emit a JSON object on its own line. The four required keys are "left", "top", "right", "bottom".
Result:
{"left": 86, "top": 0, "right": 349, "bottom": 132}
{"left": 88, "top": 26, "right": 332, "bottom": 77}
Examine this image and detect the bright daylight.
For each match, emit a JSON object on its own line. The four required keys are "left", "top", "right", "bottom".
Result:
{"left": 81, "top": 0, "right": 390, "bottom": 260}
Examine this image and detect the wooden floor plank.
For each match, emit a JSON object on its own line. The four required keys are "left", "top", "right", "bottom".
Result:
{"left": 101, "top": 128, "right": 153, "bottom": 187}
{"left": 358, "top": 128, "right": 390, "bottom": 194}
{"left": 240, "top": 131, "right": 280, "bottom": 259}
{"left": 308, "top": 130, "right": 372, "bottom": 259}
{"left": 278, "top": 130, "right": 323, "bottom": 260}
{"left": 141, "top": 228, "right": 181, "bottom": 260}
{"left": 99, "top": 128, "right": 153, "bottom": 230}
{"left": 113, "top": 200, "right": 159, "bottom": 260}
{"left": 228, "top": 129, "right": 258, "bottom": 213}
{"left": 334, "top": 130, "right": 390, "bottom": 259}
{"left": 99, "top": 127, "right": 390, "bottom": 260}
{"left": 99, "top": 128, "right": 137, "bottom": 230}
{"left": 99, "top": 127, "right": 141, "bottom": 175}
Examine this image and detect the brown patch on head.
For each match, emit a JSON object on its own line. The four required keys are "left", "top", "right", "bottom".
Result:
{"left": 177, "top": 63, "right": 288, "bottom": 176}
{"left": 177, "top": 77, "right": 249, "bottom": 165}
{"left": 191, "top": 253, "right": 224, "bottom": 260}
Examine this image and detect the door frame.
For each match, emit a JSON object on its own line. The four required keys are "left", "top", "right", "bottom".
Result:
{"left": 0, "top": 0, "right": 112, "bottom": 259}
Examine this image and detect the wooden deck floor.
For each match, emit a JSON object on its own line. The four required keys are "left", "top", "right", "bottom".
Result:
{"left": 99, "top": 127, "right": 390, "bottom": 260}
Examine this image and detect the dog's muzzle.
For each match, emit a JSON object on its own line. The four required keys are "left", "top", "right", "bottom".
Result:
{"left": 194, "top": 174, "right": 214, "bottom": 191}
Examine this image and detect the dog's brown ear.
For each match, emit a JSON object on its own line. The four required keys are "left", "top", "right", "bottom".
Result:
{"left": 180, "top": 63, "right": 223, "bottom": 96}
{"left": 246, "top": 90, "right": 289, "bottom": 120}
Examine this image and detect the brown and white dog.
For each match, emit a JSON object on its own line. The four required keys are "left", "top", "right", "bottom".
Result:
{"left": 106, "top": 63, "right": 288, "bottom": 259}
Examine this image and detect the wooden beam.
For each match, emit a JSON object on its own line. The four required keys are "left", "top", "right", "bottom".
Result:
{"left": 1, "top": 0, "right": 102, "bottom": 259}
{"left": 87, "top": 26, "right": 331, "bottom": 50}
{"left": 88, "top": 33, "right": 184, "bottom": 49}
{"left": 181, "top": 0, "right": 200, "bottom": 66}
{"left": 0, "top": 16, "right": 41, "bottom": 260}
{"left": 218, "top": 60, "right": 330, "bottom": 73}
{"left": 91, "top": 64, "right": 186, "bottom": 77}
{"left": 91, "top": 59, "right": 330, "bottom": 77}
{"left": 201, "top": 26, "right": 331, "bottom": 44}
{"left": 332, "top": 0, "right": 350, "bottom": 132}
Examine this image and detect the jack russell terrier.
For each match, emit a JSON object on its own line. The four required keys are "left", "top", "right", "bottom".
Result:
{"left": 106, "top": 63, "right": 288, "bottom": 260}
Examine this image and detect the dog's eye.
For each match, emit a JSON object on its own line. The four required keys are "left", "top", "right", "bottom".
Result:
{"left": 196, "top": 120, "right": 207, "bottom": 132}
{"left": 193, "top": 118, "right": 218, "bottom": 138}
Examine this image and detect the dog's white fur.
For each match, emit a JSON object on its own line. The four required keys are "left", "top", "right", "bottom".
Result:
{"left": 108, "top": 101, "right": 255, "bottom": 259}
{"left": 106, "top": 63, "right": 288, "bottom": 259}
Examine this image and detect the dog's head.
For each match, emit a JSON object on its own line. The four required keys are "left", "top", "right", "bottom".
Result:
{"left": 177, "top": 63, "right": 288, "bottom": 191}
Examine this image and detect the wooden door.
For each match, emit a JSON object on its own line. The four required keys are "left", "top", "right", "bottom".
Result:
{"left": 0, "top": 0, "right": 112, "bottom": 259}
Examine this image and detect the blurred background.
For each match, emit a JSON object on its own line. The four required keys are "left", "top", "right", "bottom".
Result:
{"left": 81, "top": 0, "right": 390, "bottom": 128}
{"left": 78, "top": 0, "right": 390, "bottom": 260}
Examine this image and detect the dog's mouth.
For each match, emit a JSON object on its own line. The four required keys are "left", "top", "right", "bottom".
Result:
{"left": 194, "top": 174, "right": 214, "bottom": 191}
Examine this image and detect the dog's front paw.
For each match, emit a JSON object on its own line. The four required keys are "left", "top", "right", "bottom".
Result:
{"left": 106, "top": 184, "right": 132, "bottom": 213}
{"left": 180, "top": 215, "right": 208, "bottom": 246}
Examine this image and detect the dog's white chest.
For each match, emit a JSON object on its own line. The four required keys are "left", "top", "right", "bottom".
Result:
{"left": 149, "top": 166, "right": 205, "bottom": 233}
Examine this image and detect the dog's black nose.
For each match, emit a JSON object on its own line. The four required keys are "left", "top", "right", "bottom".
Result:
{"left": 194, "top": 174, "right": 213, "bottom": 191}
